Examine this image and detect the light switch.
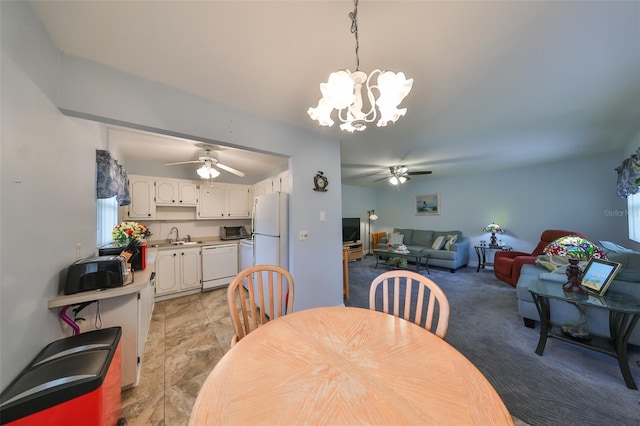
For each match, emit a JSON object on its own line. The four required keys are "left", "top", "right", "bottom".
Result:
{"left": 320, "top": 211, "right": 326, "bottom": 221}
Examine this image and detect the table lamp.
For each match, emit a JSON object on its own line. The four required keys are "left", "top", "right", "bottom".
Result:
{"left": 544, "top": 235, "right": 607, "bottom": 340}
{"left": 543, "top": 235, "right": 607, "bottom": 294}
{"left": 483, "top": 223, "right": 503, "bottom": 247}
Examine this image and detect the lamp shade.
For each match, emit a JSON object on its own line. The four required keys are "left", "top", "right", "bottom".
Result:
{"left": 483, "top": 223, "right": 504, "bottom": 234}
{"left": 197, "top": 163, "right": 220, "bottom": 179}
{"left": 544, "top": 235, "right": 606, "bottom": 260}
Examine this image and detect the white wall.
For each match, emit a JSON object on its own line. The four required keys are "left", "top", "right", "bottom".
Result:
{"left": 0, "top": 1, "right": 344, "bottom": 389}
{"left": 0, "top": 53, "right": 108, "bottom": 387}
{"left": 342, "top": 152, "right": 640, "bottom": 264}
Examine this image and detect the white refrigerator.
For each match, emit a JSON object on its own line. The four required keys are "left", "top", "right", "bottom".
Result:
{"left": 253, "top": 191, "right": 289, "bottom": 269}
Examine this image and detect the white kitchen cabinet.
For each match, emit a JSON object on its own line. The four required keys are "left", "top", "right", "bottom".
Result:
{"left": 127, "top": 175, "right": 156, "bottom": 219}
{"left": 252, "top": 172, "right": 289, "bottom": 203}
{"left": 155, "top": 247, "right": 202, "bottom": 296}
{"left": 156, "top": 178, "right": 198, "bottom": 206}
{"left": 198, "top": 183, "right": 251, "bottom": 219}
{"left": 226, "top": 184, "right": 252, "bottom": 218}
{"left": 276, "top": 170, "right": 290, "bottom": 193}
{"left": 198, "top": 184, "right": 225, "bottom": 218}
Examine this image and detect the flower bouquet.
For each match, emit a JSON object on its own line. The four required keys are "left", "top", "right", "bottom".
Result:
{"left": 112, "top": 222, "right": 150, "bottom": 247}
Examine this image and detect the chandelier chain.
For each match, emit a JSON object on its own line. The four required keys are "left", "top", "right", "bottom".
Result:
{"left": 349, "top": 0, "right": 360, "bottom": 71}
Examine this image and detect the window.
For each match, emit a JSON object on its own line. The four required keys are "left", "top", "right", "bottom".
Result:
{"left": 629, "top": 193, "right": 640, "bottom": 243}
{"left": 97, "top": 196, "right": 118, "bottom": 247}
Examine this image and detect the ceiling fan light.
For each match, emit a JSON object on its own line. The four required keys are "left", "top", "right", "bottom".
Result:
{"left": 197, "top": 164, "right": 220, "bottom": 179}
{"left": 398, "top": 167, "right": 408, "bottom": 174}
{"left": 389, "top": 176, "right": 399, "bottom": 185}
{"left": 399, "top": 176, "right": 407, "bottom": 184}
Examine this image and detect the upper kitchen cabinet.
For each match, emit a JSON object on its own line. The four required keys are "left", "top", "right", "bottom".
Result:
{"left": 156, "top": 178, "right": 198, "bottom": 206}
{"left": 252, "top": 170, "right": 290, "bottom": 200}
{"left": 276, "top": 170, "right": 290, "bottom": 193}
{"left": 198, "top": 183, "right": 252, "bottom": 219}
{"left": 128, "top": 175, "right": 156, "bottom": 219}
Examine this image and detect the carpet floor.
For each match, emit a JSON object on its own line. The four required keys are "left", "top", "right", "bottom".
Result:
{"left": 345, "top": 256, "right": 640, "bottom": 426}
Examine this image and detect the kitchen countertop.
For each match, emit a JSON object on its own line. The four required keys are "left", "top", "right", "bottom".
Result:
{"left": 48, "top": 249, "right": 158, "bottom": 308}
{"left": 147, "top": 237, "right": 243, "bottom": 249}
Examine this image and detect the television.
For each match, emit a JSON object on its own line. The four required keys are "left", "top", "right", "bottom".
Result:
{"left": 342, "top": 217, "right": 361, "bottom": 243}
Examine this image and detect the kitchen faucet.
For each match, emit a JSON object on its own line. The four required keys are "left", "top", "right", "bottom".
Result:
{"left": 169, "top": 227, "right": 180, "bottom": 243}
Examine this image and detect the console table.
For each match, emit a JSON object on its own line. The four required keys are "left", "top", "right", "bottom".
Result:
{"left": 528, "top": 280, "right": 640, "bottom": 389}
{"left": 474, "top": 245, "right": 511, "bottom": 272}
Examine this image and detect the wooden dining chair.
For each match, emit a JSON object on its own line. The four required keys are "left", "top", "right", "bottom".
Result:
{"left": 227, "top": 264, "right": 294, "bottom": 346}
{"left": 369, "top": 270, "right": 450, "bottom": 339}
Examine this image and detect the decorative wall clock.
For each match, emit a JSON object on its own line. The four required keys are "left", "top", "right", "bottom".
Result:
{"left": 313, "top": 171, "right": 328, "bottom": 192}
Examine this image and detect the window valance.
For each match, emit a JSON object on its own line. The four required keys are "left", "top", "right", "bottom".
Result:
{"left": 615, "top": 147, "right": 640, "bottom": 198}
{"left": 96, "top": 149, "right": 131, "bottom": 206}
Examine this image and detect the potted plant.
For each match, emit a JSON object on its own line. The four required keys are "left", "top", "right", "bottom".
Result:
{"left": 387, "top": 257, "right": 408, "bottom": 269}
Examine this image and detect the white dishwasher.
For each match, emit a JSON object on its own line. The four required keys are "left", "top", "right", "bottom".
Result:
{"left": 202, "top": 244, "right": 238, "bottom": 290}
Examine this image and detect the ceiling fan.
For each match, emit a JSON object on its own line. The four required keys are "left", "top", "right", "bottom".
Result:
{"left": 165, "top": 149, "right": 245, "bottom": 178}
{"left": 375, "top": 165, "right": 432, "bottom": 185}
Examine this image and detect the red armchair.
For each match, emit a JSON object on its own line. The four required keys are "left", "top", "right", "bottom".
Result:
{"left": 494, "top": 229, "right": 587, "bottom": 287}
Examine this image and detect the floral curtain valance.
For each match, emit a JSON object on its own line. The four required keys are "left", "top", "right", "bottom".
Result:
{"left": 615, "top": 147, "right": 640, "bottom": 198}
{"left": 96, "top": 149, "right": 131, "bottom": 206}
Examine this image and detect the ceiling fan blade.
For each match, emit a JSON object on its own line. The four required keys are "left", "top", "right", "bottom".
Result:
{"left": 407, "top": 171, "right": 432, "bottom": 176}
{"left": 374, "top": 176, "right": 390, "bottom": 182}
{"left": 165, "top": 160, "right": 202, "bottom": 166}
{"left": 215, "top": 162, "right": 245, "bottom": 177}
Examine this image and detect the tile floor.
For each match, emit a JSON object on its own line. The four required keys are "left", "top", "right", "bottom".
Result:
{"left": 121, "top": 287, "right": 233, "bottom": 425}
{"left": 121, "top": 288, "right": 528, "bottom": 426}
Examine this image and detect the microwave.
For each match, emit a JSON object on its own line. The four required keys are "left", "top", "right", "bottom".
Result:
{"left": 64, "top": 256, "right": 127, "bottom": 295}
{"left": 220, "top": 226, "right": 248, "bottom": 240}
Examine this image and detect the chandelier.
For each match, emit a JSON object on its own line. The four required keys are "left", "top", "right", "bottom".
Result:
{"left": 307, "top": 0, "right": 413, "bottom": 133}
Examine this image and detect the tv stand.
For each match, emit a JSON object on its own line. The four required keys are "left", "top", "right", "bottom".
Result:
{"left": 343, "top": 242, "right": 364, "bottom": 261}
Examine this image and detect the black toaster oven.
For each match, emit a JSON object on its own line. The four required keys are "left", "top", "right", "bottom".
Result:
{"left": 64, "top": 256, "right": 127, "bottom": 295}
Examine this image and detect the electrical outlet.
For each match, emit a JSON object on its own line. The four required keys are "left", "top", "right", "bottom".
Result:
{"left": 76, "top": 243, "right": 81, "bottom": 259}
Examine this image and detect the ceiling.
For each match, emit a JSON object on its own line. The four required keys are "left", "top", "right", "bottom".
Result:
{"left": 29, "top": 1, "right": 640, "bottom": 187}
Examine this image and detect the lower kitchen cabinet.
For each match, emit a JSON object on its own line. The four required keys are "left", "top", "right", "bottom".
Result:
{"left": 155, "top": 247, "right": 202, "bottom": 296}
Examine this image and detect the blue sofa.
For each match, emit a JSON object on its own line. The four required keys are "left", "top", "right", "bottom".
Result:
{"left": 376, "top": 228, "right": 470, "bottom": 272}
{"left": 516, "top": 251, "right": 640, "bottom": 346}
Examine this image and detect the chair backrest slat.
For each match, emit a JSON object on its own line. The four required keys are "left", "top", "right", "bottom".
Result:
{"left": 227, "top": 264, "right": 295, "bottom": 346}
{"left": 369, "top": 270, "right": 450, "bottom": 339}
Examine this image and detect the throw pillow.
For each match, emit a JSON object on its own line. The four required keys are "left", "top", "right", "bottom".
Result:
{"left": 389, "top": 233, "right": 404, "bottom": 245}
{"left": 432, "top": 235, "right": 446, "bottom": 250}
{"left": 599, "top": 240, "right": 640, "bottom": 254}
{"left": 444, "top": 234, "right": 458, "bottom": 250}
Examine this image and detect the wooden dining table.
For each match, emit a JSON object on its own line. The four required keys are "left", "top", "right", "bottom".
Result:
{"left": 190, "top": 306, "right": 514, "bottom": 425}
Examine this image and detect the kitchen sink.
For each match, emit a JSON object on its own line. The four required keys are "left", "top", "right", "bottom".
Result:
{"left": 150, "top": 241, "right": 204, "bottom": 248}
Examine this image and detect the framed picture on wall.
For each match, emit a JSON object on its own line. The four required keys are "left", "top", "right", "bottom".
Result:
{"left": 581, "top": 258, "right": 622, "bottom": 296}
{"left": 415, "top": 194, "right": 440, "bottom": 216}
